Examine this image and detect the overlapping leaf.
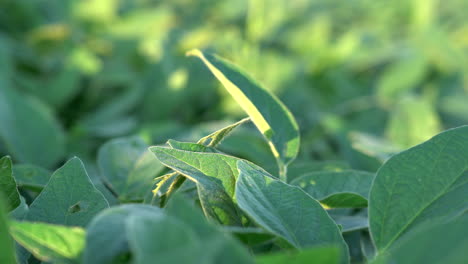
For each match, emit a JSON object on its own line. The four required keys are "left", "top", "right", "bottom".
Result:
{"left": 235, "top": 160, "right": 349, "bottom": 263}
{"left": 291, "top": 170, "right": 374, "bottom": 208}
{"left": 83, "top": 204, "right": 162, "bottom": 264}
{"left": 187, "top": 50, "right": 300, "bottom": 178}
{"left": 150, "top": 147, "right": 245, "bottom": 225}
{"left": 98, "top": 136, "right": 165, "bottom": 201}
{"left": 12, "top": 164, "right": 51, "bottom": 191}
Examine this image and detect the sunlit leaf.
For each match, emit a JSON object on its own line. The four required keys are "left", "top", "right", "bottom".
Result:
{"left": 150, "top": 147, "right": 244, "bottom": 225}
{"left": 187, "top": 49, "right": 300, "bottom": 178}
{"left": 10, "top": 221, "right": 85, "bottom": 264}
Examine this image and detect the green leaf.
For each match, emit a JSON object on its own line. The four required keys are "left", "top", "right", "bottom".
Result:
{"left": 97, "top": 136, "right": 165, "bottom": 201}
{"left": 13, "top": 164, "right": 51, "bottom": 191}
{"left": 256, "top": 246, "right": 341, "bottom": 264}
{"left": 83, "top": 204, "right": 162, "bottom": 264}
{"left": 164, "top": 194, "right": 255, "bottom": 264}
{"left": 235, "top": 160, "right": 349, "bottom": 263}
{"left": 26, "top": 157, "right": 109, "bottom": 227}
{"left": 0, "top": 87, "right": 65, "bottom": 168}
{"left": 197, "top": 117, "right": 251, "bottom": 147}
{"left": 369, "top": 125, "right": 468, "bottom": 251}
{"left": 10, "top": 221, "right": 85, "bottom": 264}
{"left": 187, "top": 50, "right": 300, "bottom": 177}
{"left": 0, "top": 156, "right": 20, "bottom": 211}
{"left": 0, "top": 195, "right": 16, "bottom": 264}
{"left": 150, "top": 147, "right": 244, "bottom": 225}
{"left": 372, "top": 215, "right": 468, "bottom": 264}
{"left": 150, "top": 147, "right": 241, "bottom": 197}
{"left": 126, "top": 213, "right": 202, "bottom": 264}
{"left": 291, "top": 170, "right": 374, "bottom": 208}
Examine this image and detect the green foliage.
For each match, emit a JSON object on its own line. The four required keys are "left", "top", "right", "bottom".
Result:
{"left": 256, "top": 246, "right": 341, "bottom": 264}
{"left": 188, "top": 50, "right": 300, "bottom": 179}
{"left": 236, "top": 161, "right": 349, "bottom": 263}
{"left": 0, "top": 156, "right": 20, "bottom": 211}
{"left": 0, "top": 195, "right": 16, "bottom": 264}
{"left": 371, "top": 215, "right": 468, "bottom": 264}
{"left": 1, "top": 0, "right": 467, "bottom": 263}
{"left": 290, "top": 170, "right": 374, "bottom": 208}
{"left": 369, "top": 125, "right": 468, "bottom": 251}
{"left": 97, "top": 136, "right": 165, "bottom": 201}
{"left": 0, "top": 88, "right": 65, "bottom": 168}
{"left": 26, "top": 157, "right": 109, "bottom": 227}
{"left": 9, "top": 221, "right": 85, "bottom": 263}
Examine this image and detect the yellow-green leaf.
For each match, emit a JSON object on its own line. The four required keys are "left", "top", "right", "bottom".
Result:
{"left": 187, "top": 49, "right": 300, "bottom": 178}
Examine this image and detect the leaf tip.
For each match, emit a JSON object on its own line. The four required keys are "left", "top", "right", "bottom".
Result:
{"left": 185, "top": 49, "right": 203, "bottom": 58}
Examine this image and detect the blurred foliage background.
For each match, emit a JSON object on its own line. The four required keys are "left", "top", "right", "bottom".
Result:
{"left": 1, "top": 0, "right": 467, "bottom": 173}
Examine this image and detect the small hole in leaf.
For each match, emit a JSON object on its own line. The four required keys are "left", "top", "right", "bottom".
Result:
{"left": 68, "top": 202, "right": 82, "bottom": 213}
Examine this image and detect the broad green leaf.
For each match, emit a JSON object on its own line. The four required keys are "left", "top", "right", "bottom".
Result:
{"left": 369, "top": 125, "right": 468, "bottom": 251}
{"left": 0, "top": 156, "right": 20, "bottom": 211}
{"left": 385, "top": 96, "right": 441, "bottom": 148}
{"left": 256, "top": 246, "right": 341, "bottom": 264}
{"left": 372, "top": 215, "right": 468, "bottom": 264}
{"left": 126, "top": 213, "right": 202, "bottom": 264}
{"left": 83, "top": 204, "right": 162, "bottom": 264}
{"left": 291, "top": 170, "right": 374, "bottom": 208}
{"left": 26, "top": 157, "right": 109, "bottom": 227}
{"left": 235, "top": 160, "right": 349, "bottom": 263}
{"left": 164, "top": 194, "right": 254, "bottom": 264}
{"left": 10, "top": 221, "right": 85, "bottom": 264}
{"left": 13, "top": 164, "right": 51, "bottom": 191}
{"left": 98, "top": 137, "right": 165, "bottom": 201}
{"left": 0, "top": 87, "right": 65, "bottom": 168}
{"left": 0, "top": 195, "right": 16, "bottom": 264}
{"left": 187, "top": 49, "right": 300, "bottom": 177}
{"left": 150, "top": 147, "right": 244, "bottom": 225}
{"left": 197, "top": 117, "right": 251, "bottom": 147}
